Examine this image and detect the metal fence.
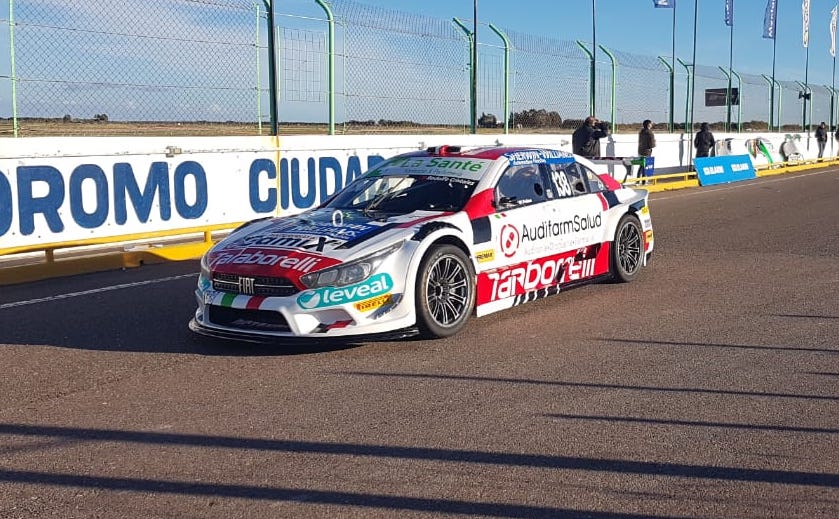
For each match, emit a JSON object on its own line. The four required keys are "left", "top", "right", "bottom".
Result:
{"left": 1, "top": 0, "right": 835, "bottom": 137}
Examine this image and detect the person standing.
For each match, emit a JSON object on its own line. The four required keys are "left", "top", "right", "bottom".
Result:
{"left": 637, "top": 119, "right": 656, "bottom": 184}
{"left": 572, "top": 116, "right": 609, "bottom": 158}
{"left": 815, "top": 122, "right": 828, "bottom": 159}
{"left": 694, "top": 122, "right": 715, "bottom": 158}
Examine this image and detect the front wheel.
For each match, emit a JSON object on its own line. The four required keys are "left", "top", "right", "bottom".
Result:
{"left": 415, "top": 244, "right": 475, "bottom": 339}
{"left": 611, "top": 214, "right": 644, "bottom": 283}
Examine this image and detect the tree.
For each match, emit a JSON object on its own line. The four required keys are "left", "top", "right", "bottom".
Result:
{"left": 478, "top": 112, "right": 498, "bottom": 128}
{"left": 509, "top": 109, "right": 561, "bottom": 128}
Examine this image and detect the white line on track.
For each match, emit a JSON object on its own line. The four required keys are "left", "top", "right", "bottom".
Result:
{"left": 652, "top": 169, "right": 836, "bottom": 201}
{"left": 0, "top": 274, "right": 196, "bottom": 310}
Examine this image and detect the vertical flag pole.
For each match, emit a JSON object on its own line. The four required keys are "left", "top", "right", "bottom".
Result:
{"left": 765, "top": 0, "right": 779, "bottom": 132}
{"left": 803, "top": 47, "right": 810, "bottom": 135}
{"left": 592, "top": 0, "right": 597, "bottom": 118}
{"left": 802, "top": 0, "right": 811, "bottom": 141}
{"left": 654, "top": 0, "right": 677, "bottom": 132}
{"left": 690, "top": 0, "right": 699, "bottom": 163}
{"left": 472, "top": 0, "right": 478, "bottom": 134}
{"left": 726, "top": 1, "right": 734, "bottom": 133}
{"left": 832, "top": 5, "right": 838, "bottom": 155}
{"left": 772, "top": 36, "right": 778, "bottom": 131}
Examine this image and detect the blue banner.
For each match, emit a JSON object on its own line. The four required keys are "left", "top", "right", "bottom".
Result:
{"left": 763, "top": 0, "right": 778, "bottom": 39}
{"left": 653, "top": 0, "right": 675, "bottom": 8}
{"left": 725, "top": 0, "right": 734, "bottom": 26}
{"left": 694, "top": 155, "right": 756, "bottom": 186}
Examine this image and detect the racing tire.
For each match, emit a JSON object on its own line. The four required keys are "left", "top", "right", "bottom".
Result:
{"left": 611, "top": 214, "right": 644, "bottom": 283}
{"left": 415, "top": 244, "right": 476, "bottom": 339}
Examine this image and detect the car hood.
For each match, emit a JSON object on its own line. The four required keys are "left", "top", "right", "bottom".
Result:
{"left": 207, "top": 209, "right": 445, "bottom": 282}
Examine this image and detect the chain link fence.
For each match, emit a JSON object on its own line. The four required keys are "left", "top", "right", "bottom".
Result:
{"left": 1, "top": 0, "right": 835, "bottom": 137}
{"left": 2, "top": 0, "right": 266, "bottom": 136}
{"left": 329, "top": 0, "right": 469, "bottom": 134}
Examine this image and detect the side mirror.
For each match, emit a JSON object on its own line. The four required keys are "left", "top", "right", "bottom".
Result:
{"left": 496, "top": 196, "right": 518, "bottom": 208}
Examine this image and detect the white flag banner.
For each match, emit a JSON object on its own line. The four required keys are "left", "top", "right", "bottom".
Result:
{"left": 803, "top": 0, "right": 811, "bottom": 47}
{"left": 831, "top": 5, "right": 837, "bottom": 57}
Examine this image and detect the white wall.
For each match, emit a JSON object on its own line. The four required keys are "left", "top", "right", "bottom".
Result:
{"left": 0, "top": 131, "right": 815, "bottom": 251}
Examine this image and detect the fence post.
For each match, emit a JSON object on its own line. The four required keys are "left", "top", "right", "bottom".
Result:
{"left": 488, "top": 23, "right": 510, "bottom": 135}
{"left": 8, "top": 0, "right": 19, "bottom": 137}
{"left": 794, "top": 81, "right": 809, "bottom": 139}
{"left": 260, "top": 0, "right": 278, "bottom": 135}
{"left": 453, "top": 18, "right": 476, "bottom": 133}
{"left": 776, "top": 80, "right": 783, "bottom": 132}
{"left": 315, "top": 0, "right": 335, "bottom": 135}
{"left": 658, "top": 56, "right": 674, "bottom": 133}
{"left": 254, "top": 2, "right": 263, "bottom": 135}
{"left": 731, "top": 70, "right": 742, "bottom": 133}
{"left": 575, "top": 41, "right": 595, "bottom": 117}
{"left": 598, "top": 45, "right": 616, "bottom": 131}
{"left": 677, "top": 58, "right": 692, "bottom": 132}
{"left": 827, "top": 85, "right": 838, "bottom": 156}
{"left": 761, "top": 74, "right": 780, "bottom": 131}
{"left": 718, "top": 67, "right": 742, "bottom": 133}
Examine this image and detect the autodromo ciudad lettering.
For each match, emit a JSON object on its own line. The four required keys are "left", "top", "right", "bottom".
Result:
{"left": 0, "top": 154, "right": 385, "bottom": 237}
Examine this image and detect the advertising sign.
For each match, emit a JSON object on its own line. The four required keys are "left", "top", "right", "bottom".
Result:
{"left": 694, "top": 155, "right": 756, "bottom": 186}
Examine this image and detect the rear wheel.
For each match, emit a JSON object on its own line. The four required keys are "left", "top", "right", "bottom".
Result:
{"left": 415, "top": 244, "right": 475, "bottom": 339}
{"left": 611, "top": 214, "right": 644, "bottom": 283}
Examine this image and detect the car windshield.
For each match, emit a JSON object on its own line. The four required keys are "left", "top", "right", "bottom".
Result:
{"left": 324, "top": 174, "right": 477, "bottom": 214}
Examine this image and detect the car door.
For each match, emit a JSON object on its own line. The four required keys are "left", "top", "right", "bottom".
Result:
{"left": 474, "top": 162, "right": 561, "bottom": 314}
{"left": 543, "top": 161, "right": 612, "bottom": 283}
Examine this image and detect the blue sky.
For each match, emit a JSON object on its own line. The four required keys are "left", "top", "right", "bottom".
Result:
{"left": 284, "top": 0, "right": 839, "bottom": 86}
{"left": 3, "top": 0, "right": 838, "bottom": 124}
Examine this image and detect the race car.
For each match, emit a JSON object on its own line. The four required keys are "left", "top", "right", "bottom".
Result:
{"left": 189, "top": 145, "right": 654, "bottom": 342}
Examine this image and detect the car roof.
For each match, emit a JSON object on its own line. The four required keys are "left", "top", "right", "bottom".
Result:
{"left": 402, "top": 145, "right": 572, "bottom": 161}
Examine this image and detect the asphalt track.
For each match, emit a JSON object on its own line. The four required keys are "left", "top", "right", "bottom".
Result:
{"left": 0, "top": 167, "right": 837, "bottom": 518}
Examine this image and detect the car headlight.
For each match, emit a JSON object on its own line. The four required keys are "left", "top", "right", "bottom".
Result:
{"left": 199, "top": 253, "right": 212, "bottom": 289}
{"left": 300, "top": 241, "right": 403, "bottom": 289}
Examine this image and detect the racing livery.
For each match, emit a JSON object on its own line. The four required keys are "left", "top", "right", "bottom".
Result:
{"left": 190, "top": 145, "right": 654, "bottom": 341}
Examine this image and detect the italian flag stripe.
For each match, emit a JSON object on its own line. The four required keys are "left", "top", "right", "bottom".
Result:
{"left": 246, "top": 296, "right": 266, "bottom": 310}
{"left": 221, "top": 293, "right": 237, "bottom": 307}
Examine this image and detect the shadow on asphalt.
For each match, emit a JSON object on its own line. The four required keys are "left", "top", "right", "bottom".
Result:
{"left": 0, "top": 274, "right": 382, "bottom": 356}
{"left": 1, "top": 422, "right": 838, "bottom": 516}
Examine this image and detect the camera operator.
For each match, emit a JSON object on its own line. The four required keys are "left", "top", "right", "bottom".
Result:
{"left": 572, "top": 116, "right": 610, "bottom": 158}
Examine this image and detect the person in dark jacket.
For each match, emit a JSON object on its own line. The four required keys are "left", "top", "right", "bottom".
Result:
{"left": 572, "top": 116, "right": 609, "bottom": 158}
{"left": 638, "top": 120, "right": 656, "bottom": 157}
{"left": 815, "top": 122, "right": 828, "bottom": 158}
{"left": 694, "top": 122, "right": 715, "bottom": 158}
{"left": 637, "top": 120, "right": 656, "bottom": 184}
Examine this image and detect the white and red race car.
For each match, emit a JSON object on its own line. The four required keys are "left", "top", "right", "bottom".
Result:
{"left": 190, "top": 145, "right": 654, "bottom": 342}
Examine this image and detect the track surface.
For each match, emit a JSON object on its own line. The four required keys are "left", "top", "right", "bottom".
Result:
{"left": 1, "top": 168, "right": 838, "bottom": 518}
